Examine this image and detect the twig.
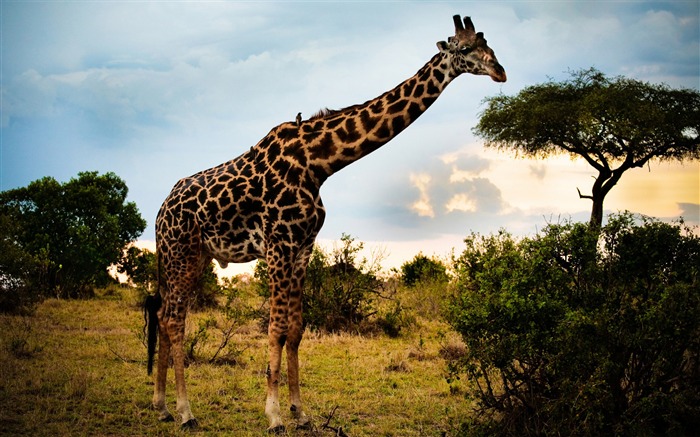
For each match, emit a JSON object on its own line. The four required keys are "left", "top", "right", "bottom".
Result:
{"left": 321, "top": 405, "right": 348, "bottom": 437}
{"left": 105, "top": 339, "right": 140, "bottom": 364}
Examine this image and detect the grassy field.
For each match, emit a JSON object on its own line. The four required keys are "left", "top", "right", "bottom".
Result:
{"left": 0, "top": 287, "right": 474, "bottom": 436}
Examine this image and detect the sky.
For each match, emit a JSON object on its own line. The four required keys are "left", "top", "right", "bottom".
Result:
{"left": 2, "top": 1, "right": 699, "bottom": 275}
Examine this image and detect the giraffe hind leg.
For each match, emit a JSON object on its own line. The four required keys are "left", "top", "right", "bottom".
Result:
{"left": 165, "top": 303, "right": 198, "bottom": 428}
{"left": 153, "top": 321, "right": 174, "bottom": 422}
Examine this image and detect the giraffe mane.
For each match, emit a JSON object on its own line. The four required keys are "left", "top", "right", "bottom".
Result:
{"left": 309, "top": 99, "right": 379, "bottom": 121}
{"left": 309, "top": 107, "right": 340, "bottom": 120}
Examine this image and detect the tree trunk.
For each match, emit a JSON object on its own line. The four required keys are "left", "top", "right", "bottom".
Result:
{"left": 590, "top": 197, "right": 605, "bottom": 230}
{"left": 588, "top": 162, "right": 629, "bottom": 230}
{"left": 587, "top": 167, "right": 612, "bottom": 230}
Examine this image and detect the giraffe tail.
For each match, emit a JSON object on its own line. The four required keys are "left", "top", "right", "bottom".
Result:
{"left": 144, "top": 292, "right": 161, "bottom": 375}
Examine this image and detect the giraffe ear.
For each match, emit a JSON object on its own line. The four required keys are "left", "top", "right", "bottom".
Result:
{"left": 437, "top": 41, "right": 449, "bottom": 53}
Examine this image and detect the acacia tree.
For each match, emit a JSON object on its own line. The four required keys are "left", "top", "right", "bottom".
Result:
{"left": 0, "top": 171, "right": 146, "bottom": 301}
{"left": 474, "top": 68, "right": 700, "bottom": 228}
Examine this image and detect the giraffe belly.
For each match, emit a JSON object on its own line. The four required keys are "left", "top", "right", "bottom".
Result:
{"left": 202, "top": 232, "right": 265, "bottom": 267}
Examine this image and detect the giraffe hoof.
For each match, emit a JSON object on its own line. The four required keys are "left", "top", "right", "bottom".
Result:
{"left": 158, "top": 413, "right": 175, "bottom": 423}
{"left": 296, "top": 420, "right": 313, "bottom": 431}
{"left": 267, "top": 424, "right": 286, "bottom": 434}
{"left": 181, "top": 418, "right": 199, "bottom": 430}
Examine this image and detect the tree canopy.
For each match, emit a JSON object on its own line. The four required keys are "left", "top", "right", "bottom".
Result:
{"left": 1, "top": 171, "right": 146, "bottom": 306}
{"left": 400, "top": 253, "right": 448, "bottom": 287}
{"left": 474, "top": 68, "right": 700, "bottom": 227}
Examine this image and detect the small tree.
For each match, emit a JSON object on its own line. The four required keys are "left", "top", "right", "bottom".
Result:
{"left": 400, "top": 253, "right": 449, "bottom": 287}
{"left": 0, "top": 172, "right": 146, "bottom": 302}
{"left": 474, "top": 68, "right": 700, "bottom": 228}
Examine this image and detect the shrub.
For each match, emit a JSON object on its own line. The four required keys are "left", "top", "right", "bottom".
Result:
{"left": 448, "top": 214, "right": 700, "bottom": 436}
{"left": 255, "top": 234, "right": 394, "bottom": 333}
{"left": 183, "top": 276, "right": 256, "bottom": 365}
{"left": 400, "top": 253, "right": 449, "bottom": 287}
{"left": 376, "top": 301, "right": 415, "bottom": 338}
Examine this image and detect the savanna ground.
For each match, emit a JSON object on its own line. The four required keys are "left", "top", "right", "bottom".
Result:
{"left": 0, "top": 285, "right": 473, "bottom": 436}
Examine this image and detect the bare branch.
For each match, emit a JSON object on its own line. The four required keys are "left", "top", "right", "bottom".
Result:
{"left": 577, "top": 187, "right": 593, "bottom": 200}
{"left": 321, "top": 405, "right": 348, "bottom": 436}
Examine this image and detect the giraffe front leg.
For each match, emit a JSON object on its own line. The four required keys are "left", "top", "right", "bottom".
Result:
{"left": 153, "top": 322, "right": 174, "bottom": 422}
{"left": 265, "top": 246, "right": 294, "bottom": 433}
{"left": 266, "top": 323, "right": 286, "bottom": 433}
{"left": 287, "top": 303, "right": 310, "bottom": 428}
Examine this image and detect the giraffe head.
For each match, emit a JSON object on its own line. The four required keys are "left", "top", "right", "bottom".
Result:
{"left": 437, "top": 15, "right": 506, "bottom": 83}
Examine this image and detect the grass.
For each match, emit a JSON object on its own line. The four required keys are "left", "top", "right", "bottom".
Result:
{"left": 0, "top": 286, "right": 473, "bottom": 436}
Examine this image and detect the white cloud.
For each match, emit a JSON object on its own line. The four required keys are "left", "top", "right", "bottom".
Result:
{"left": 446, "top": 193, "right": 477, "bottom": 213}
{"left": 409, "top": 173, "right": 434, "bottom": 218}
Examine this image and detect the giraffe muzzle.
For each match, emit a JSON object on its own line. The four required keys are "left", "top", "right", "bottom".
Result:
{"left": 489, "top": 63, "right": 507, "bottom": 83}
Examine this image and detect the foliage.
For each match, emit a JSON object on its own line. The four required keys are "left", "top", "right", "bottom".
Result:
{"left": 304, "top": 235, "right": 383, "bottom": 332}
{"left": 0, "top": 214, "right": 44, "bottom": 312}
{"left": 117, "top": 246, "right": 157, "bottom": 291}
{"left": 448, "top": 214, "right": 700, "bottom": 436}
{"left": 189, "top": 263, "right": 223, "bottom": 310}
{"left": 0, "top": 172, "right": 146, "bottom": 309}
{"left": 474, "top": 68, "right": 700, "bottom": 227}
{"left": 255, "top": 234, "right": 398, "bottom": 333}
{"left": 400, "top": 253, "right": 449, "bottom": 287}
{"left": 375, "top": 301, "right": 415, "bottom": 338}
{"left": 184, "top": 276, "right": 258, "bottom": 365}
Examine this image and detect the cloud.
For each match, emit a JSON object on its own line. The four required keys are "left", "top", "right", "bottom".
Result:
{"left": 678, "top": 203, "right": 700, "bottom": 226}
{"left": 529, "top": 163, "right": 547, "bottom": 180}
{"left": 408, "top": 152, "right": 508, "bottom": 219}
{"left": 446, "top": 193, "right": 477, "bottom": 213}
{"left": 409, "top": 173, "right": 434, "bottom": 218}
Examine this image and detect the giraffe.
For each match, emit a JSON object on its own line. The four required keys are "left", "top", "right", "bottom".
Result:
{"left": 146, "top": 14, "right": 505, "bottom": 432}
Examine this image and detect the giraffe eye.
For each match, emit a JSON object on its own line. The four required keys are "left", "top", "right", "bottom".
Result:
{"left": 459, "top": 46, "right": 472, "bottom": 55}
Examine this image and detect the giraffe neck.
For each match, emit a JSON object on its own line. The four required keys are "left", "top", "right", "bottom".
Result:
{"left": 301, "top": 52, "right": 455, "bottom": 184}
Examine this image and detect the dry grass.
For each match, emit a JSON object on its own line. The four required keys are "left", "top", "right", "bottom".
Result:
{"left": 0, "top": 290, "right": 473, "bottom": 436}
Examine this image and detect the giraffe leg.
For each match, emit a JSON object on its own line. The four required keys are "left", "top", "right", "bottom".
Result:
{"left": 266, "top": 324, "right": 286, "bottom": 433}
{"left": 153, "top": 323, "right": 174, "bottom": 422}
{"left": 265, "top": 249, "right": 292, "bottom": 432}
{"left": 287, "top": 246, "right": 312, "bottom": 428}
{"left": 168, "top": 316, "right": 198, "bottom": 428}
{"left": 287, "top": 313, "right": 310, "bottom": 428}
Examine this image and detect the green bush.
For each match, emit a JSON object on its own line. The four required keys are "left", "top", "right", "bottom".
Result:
{"left": 0, "top": 172, "right": 146, "bottom": 301}
{"left": 183, "top": 276, "right": 257, "bottom": 365}
{"left": 448, "top": 214, "right": 700, "bottom": 436}
{"left": 400, "top": 253, "right": 449, "bottom": 287}
{"left": 255, "top": 234, "right": 394, "bottom": 333}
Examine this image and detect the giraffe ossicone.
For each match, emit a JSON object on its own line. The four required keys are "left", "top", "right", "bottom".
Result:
{"left": 146, "top": 14, "right": 505, "bottom": 432}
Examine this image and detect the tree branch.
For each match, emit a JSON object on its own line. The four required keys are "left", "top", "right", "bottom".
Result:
{"left": 577, "top": 187, "right": 593, "bottom": 200}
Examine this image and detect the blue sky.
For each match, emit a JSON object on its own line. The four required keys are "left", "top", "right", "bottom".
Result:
{"left": 2, "top": 1, "right": 699, "bottom": 273}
